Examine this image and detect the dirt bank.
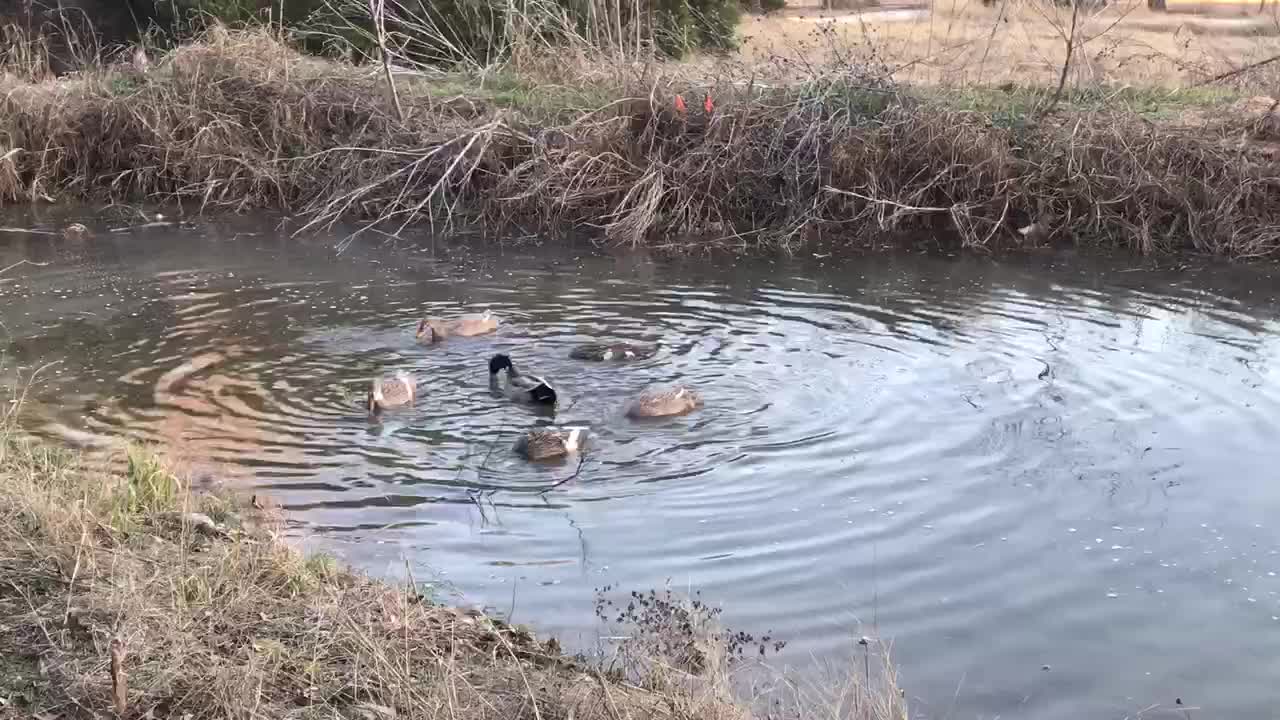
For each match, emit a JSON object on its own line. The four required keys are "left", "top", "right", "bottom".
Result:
{"left": 0, "top": 436, "right": 769, "bottom": 719}
{"left": 0, "top": 28, "right": 1278, "bottom": 258}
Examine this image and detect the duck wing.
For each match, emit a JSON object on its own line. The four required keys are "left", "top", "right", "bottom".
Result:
{"left": 508, "top": 370, "right": 556, "bottom": 404}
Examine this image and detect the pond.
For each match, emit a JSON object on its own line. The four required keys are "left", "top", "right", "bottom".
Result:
{"left": 3, "top": 209, "right": 1280, "bottom": 719}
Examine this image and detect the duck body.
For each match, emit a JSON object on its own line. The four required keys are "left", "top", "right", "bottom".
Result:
{"left": 489, "top": 354, "right": 556, "bottom": 404}
{"left": 626, "top": 386, "right": 701, "bottom": 418}
{"left": 514, "top": 427, "right": 587, "bottom": 461}
{"left": 367, "top": 371, "right": 416, "bottom": 414}
{"left": 569, "top": 342, "right": 657, "bottom": 362}
{"left": 417, "top": 310, "right": 498, "bottom": 343}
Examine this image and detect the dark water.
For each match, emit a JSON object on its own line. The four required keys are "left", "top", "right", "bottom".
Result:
{"left": 4, "top": 210, "right": 1280, "bottom": 719}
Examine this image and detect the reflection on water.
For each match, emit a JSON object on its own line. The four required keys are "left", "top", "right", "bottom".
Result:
{"left": 5, "top": 209, "right": 1280, "bottom": 719}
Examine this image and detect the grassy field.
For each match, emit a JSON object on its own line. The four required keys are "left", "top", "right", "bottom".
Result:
{"left": 736, "top": 0, "right": 1280, "bottom": 88}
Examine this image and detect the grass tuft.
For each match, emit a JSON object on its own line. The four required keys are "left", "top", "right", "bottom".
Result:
{"left": 0, "top": 437, "right": 782, "bottom": 719}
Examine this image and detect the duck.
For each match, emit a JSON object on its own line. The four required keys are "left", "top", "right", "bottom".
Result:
{"left": 62, "top": 223, "right": 90, "bottom": 239}
{"left": 366, "top": 371, "right": 416, "bottom": 415}
{"left": 514, "top": 427, "right": 587, "bottom": 461}
{"left": 569, "top": 342, "right": 657, "bottom": 362}
{"left": 416, "top": 310, "right": 498, "bottom": 343}
{"left": 626, "top": 386, "right": 701, "bottom": 418}
{"left": 489, "top": 354, "right": 556, "bottom": 404}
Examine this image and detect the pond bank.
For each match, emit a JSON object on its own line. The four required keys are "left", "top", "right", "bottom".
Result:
{"left": 0, "top": 27, "right": 1276, "bottom": 258}
{"left": 0, "top": 437, "right": 899, "bottom": 719}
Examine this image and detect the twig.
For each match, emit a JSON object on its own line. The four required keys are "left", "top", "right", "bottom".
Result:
{"left": 108, "top": 221, "right": 176, "bottom": 233}
{"left": 1, "top": 259, "right": 47, "bottom": 276}
{"left": 490, "top": 621, "right": 544, "bottom": 720}
{"left": 369, "top": 0, "right": 405, "bottom": 122}
{"left": 110, "top": 636, "right": 128, "bottom": 716}
{"left": 1194, "top": 52, "right": 1280, "bottom": 87}
{"left": 595, "top": 671, "right": 625, "bottom": 720}
{"left": 823, "top": 186, "right": 950, "bottom": 214}
{"left": 539, "top": 453, "right": 589, "bottom": 494}
{"left": 0, "top": 227, "right": 56, "bottom": 236}
{"left": 1040, "top": 0, "right": 1081, "bottom": 118}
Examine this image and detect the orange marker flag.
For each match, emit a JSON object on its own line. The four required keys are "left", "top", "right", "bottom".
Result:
{"left": 704, "top": 94, "right": 715, "bottom": 114}
{"left": 674, "top": 94, "right": 687, "bottom": 115}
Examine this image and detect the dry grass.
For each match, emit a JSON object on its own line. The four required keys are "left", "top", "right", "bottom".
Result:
{"left": 0, "top": 26, "right": 1278, "bottom": 256}
{"left": 738, "top": 0, "right": 1280, "bottom": 88}
{"left": 0, "top": 434, "right": 766, "bottom": 720}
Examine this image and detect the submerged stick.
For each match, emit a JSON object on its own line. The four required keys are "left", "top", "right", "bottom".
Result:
{"left": 0, "top": 227, "right": 57, "bottom": 236}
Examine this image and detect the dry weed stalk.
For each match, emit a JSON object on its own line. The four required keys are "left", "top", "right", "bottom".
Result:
{"left": 0, "top": 28, "right": 1276, "bottom": 257}
{"left": 0, "top": 440, "right": 752, "bottom": 719}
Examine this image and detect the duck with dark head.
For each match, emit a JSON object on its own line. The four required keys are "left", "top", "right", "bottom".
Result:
{"left": 488, "top": 354, "right": 556, "bottom": 405}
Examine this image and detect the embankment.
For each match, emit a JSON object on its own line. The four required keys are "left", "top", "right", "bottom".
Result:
{"left": 0, "top": 437, "right": 768, "bottom": 719}
{"left": 2, "top": 27, "right": 1278, "bottom": 257}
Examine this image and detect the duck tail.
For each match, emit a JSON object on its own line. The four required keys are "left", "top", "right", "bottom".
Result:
{"left": 563, "top": 427, "right": 587, "bottom": 451}
{"left": 530, "top": 383, "right": 556, "bottom": 404}
{"left": 513, "top": 433, "right": 531, "bottom": 456}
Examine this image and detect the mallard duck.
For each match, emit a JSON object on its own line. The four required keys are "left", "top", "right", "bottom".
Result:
{"left": 626, "top": 386, "right": 701, "bottom": 418}
{"left": 569, "top": 342, "right": 657, "bottom": 362}
{"left": 489, "top": 353, "right": 556, "bottom": 404}
{"left": 416, "top": 310, "right": 498, "bottom": 343}
{"left": 366, "top": 371, "right": 416, "bottom": 415}
{"left": 514, "top": 427, "right": 587, "bottom": 461}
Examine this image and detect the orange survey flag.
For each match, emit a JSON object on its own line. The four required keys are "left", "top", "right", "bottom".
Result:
{"left": 674, "top": 94, "right": 687, "bottom": 114}
{"left": 704, "top": 94, "right": 715, "bottom": 114}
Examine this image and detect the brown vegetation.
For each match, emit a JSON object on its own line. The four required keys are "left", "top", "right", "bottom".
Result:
{"left": 0, "top": 25, "right": 1278, "bottom": 257}
{"left": 0, "top": 436, "right": 760, "bottom": 719}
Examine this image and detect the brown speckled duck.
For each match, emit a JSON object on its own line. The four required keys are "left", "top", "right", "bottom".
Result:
{"left": 514, "top": 427, "right": 587, "bottom": 461}
{"left": 626, "top": 386, "right": 701, "bottom": 418}
{"left": 416, "top": 310, "right": 498, "bottom": 343}
{"left": 366, "top": 371, "right": 416, "bottom": 415}
{"left": 569, "top": 342, "right": 657, "bottom": 362}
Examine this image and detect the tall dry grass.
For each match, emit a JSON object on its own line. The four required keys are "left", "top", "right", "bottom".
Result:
{"left": 0, "top": 434, "right": 760, "bottom": 719}
{"left": 0, "top": 26, "right": 1278, "bottom": 256}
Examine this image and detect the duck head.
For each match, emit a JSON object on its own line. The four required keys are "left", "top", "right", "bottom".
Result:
{"left": 489, "top": 353, "right": 513, "bottom": 375}
{"left": 415, "top": 319, "right": 441, "bottom": 343}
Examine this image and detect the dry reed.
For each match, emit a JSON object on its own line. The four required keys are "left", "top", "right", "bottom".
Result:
{"left": 0, "top": 27, "right": 1278, "bottom": 256}
{"left": 0, "top": 435, "right": 763, "bottom": 719}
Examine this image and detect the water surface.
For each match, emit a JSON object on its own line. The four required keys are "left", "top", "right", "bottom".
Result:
{"left": 4, "top": 210, "right": 1280, "bottom": 719}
